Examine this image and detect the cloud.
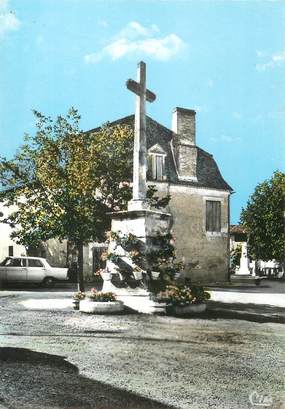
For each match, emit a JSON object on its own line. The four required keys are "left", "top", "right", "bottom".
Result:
{"left": 84, "top": 21, "right": 186, "bottom": 63}
{"left": 117, "top": 21, "right": 159, "bottom": 39}
{"left": 0, "top": 0, "right": 20, "bottom": 39}
{"left": 210, "top": 134, "right": 241, "bottom": 143}
{"left": 256, "top": 50, "right": 285, "bottom": 71}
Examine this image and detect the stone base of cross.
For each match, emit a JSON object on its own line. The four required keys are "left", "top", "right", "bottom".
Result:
{"left": 104, "top": 206, "right": 171, "bottom": 289}
{"left": 127, "top": 199, "right": 150, "bottom": 211}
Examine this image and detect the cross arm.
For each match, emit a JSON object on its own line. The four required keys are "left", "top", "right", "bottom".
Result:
{"left": 126, "top": 79, "right": 156, "bottom": 103}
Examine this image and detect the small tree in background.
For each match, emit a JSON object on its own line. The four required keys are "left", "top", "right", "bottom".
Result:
{"left": 0, "top": 108, "right": 134, "bottom": 291}
{"left": 240, "top": 170, "right": 285, "bottom": 265}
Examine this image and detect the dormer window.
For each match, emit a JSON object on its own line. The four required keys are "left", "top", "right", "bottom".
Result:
{"left": 148, "top": 144, "right": 167, "bottom": 181}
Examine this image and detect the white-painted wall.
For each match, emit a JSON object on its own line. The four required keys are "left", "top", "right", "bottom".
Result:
{"left": 0, "top": 203, "right": 26, "bottom": 262}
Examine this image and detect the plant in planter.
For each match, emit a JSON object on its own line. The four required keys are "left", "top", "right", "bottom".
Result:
{"left": 158, "top": 285, "right": 211, "bottom": 315}
{"left": 88, "top": 288, "right": 117, "bottom": 302}
{"left": 72, "top": 291, "right": 85, "bottom": 310}
{"left": 79, "top": 288, "right": 124, "bottom": 314}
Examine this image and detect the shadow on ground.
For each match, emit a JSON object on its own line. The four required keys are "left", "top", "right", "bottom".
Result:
{"left": 207, "top": 278, "right": 285, "bottom": 294}
{"left": 0, "top": 282, "right": 77, "bottom": 292}
{"left": 0, "top": 347, "right": 174, "bottom": 409}
{"left": 199, "top": 301, "right": 285, "bottom": 324}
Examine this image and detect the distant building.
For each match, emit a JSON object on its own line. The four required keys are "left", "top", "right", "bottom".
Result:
{"left": 230, "top": 224, "right": 247, "bottom": 249}
{"left": 0, "top": 204, "right": 26, "bottom": 262}
{"left": 229, "top": 224, "right": 282, "bottom": 277}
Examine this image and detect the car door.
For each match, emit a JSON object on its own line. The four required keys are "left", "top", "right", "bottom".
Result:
{"left": 26, "top": 258, "right": 46, "bottom": 283}
{"left": 6, "top": 258, "right": 27, "bottom": 282}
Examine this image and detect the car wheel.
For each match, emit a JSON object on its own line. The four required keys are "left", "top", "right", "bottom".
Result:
{"left": 43, "top": 277, "right": 55, "bottom": 288}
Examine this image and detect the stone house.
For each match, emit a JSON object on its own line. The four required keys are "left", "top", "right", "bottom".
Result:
{"left": 0, "top": 107, "right": 233, "bottom": 283}
{"left": 89, "top": 107, "right": 233, "bottom": 283}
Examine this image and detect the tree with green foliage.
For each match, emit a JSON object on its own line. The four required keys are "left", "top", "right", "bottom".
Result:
{"left": 230, "top": 244, "right": 242, "bottom": 271}
{"left": 240, "top": 170, "right": 285, "bottom": 264}
{"left": 0, "top": 108, "right": 134, "bottom": 290}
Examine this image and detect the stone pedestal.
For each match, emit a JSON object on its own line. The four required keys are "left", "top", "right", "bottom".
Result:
{"left": 111, "top": 208, "right": 171, "bottom": 239}
{"left": 102, "top": 208, "right": 171, "bottom": 313}
{"left": 102, "top": 209, "right": 171, "bottom": 314}
{"left": 235, "top": 242, "right": 251, "bottom": 275}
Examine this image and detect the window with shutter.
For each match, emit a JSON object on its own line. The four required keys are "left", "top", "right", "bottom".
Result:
{"left": 206, "top": 200, "right": 221, "bottom": 232}
{"left": 147, "top": 144, "right": 166, "bottom": 181}
{"left": 152, "top": 154, "right": 164, "bottom": 180}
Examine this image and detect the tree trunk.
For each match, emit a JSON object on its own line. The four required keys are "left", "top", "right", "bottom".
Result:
{"left": 77, "top": 243, "right": 85, "bottom": 292}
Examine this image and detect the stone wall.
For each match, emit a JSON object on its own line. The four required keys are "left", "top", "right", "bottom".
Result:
{"left": 153, "top": 182, "right": 230, "bottom": 283}
{"left": 43, "top": 240, "right": 96, "bottom": 281}
{"left": 175, "top": 145, "right": 198, "bottom": 182}
{"left": 41, "top": 239, "right": 68, "bottom": 267}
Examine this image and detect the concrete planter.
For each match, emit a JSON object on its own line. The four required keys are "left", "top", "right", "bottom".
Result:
{"left": 169, "top": 303, "right": 207, "bottom": 316}
{"left": 79, "top": 299, "right": 124, "bottom": 314}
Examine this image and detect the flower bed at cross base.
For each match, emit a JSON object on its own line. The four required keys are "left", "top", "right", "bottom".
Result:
{"left": 158, "top": 285, "right": 211, "bottom": 316}
{"left": 79, "top": 288, "right": 124, "bottom": 314}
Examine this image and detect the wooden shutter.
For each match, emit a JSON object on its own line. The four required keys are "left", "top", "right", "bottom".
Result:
{"left": 206, "top": 201, "right": 221, "bottom": 232}
{"left": 156, "top": 156, "right": 163, "bottom": 180}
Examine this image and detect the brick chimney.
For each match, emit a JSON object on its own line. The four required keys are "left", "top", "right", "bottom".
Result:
{"left": 172, "top": 107, "right": 198, "bottom": 182}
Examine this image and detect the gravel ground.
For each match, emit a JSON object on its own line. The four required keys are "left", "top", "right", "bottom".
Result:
{"left": 0, "top": 290, "right": 284, "bottom": 409}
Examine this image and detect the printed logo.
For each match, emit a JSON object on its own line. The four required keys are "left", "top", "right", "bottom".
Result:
{"left": 249, "top": 391, "right": 273, "bottom": 407}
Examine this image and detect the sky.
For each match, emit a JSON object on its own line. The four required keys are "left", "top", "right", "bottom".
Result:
{"left": 0, "top": 0, "right": 284, "bottom": 223}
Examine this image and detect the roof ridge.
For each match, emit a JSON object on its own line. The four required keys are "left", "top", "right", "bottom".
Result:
{"left": 84, "top": 114, "right": 134, "bottom": 134}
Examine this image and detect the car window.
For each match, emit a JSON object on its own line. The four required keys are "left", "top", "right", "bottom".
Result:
{"left": 28, "top": 259, "right": 44, "bottom": 268}
{"left": 6, "top": 258, "right": 23, "bottom": 267}
{"left": 0, "top": 258, "right": 9, "bottom": 266}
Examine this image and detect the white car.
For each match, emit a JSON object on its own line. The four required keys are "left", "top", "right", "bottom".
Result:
{"left": 0, "top": 256, "right": 69, "bottom": 287}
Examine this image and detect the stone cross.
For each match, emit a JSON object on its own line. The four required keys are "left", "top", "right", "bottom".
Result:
{"left": 126, "top": 61, "right": 156, "bottom": 208}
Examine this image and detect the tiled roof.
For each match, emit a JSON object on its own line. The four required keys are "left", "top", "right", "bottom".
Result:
{"left": 230, "top": 224, "right": 246, "bottom": 234}
{"left": 86, "top": 114, "right": 233, "bottom": 192}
